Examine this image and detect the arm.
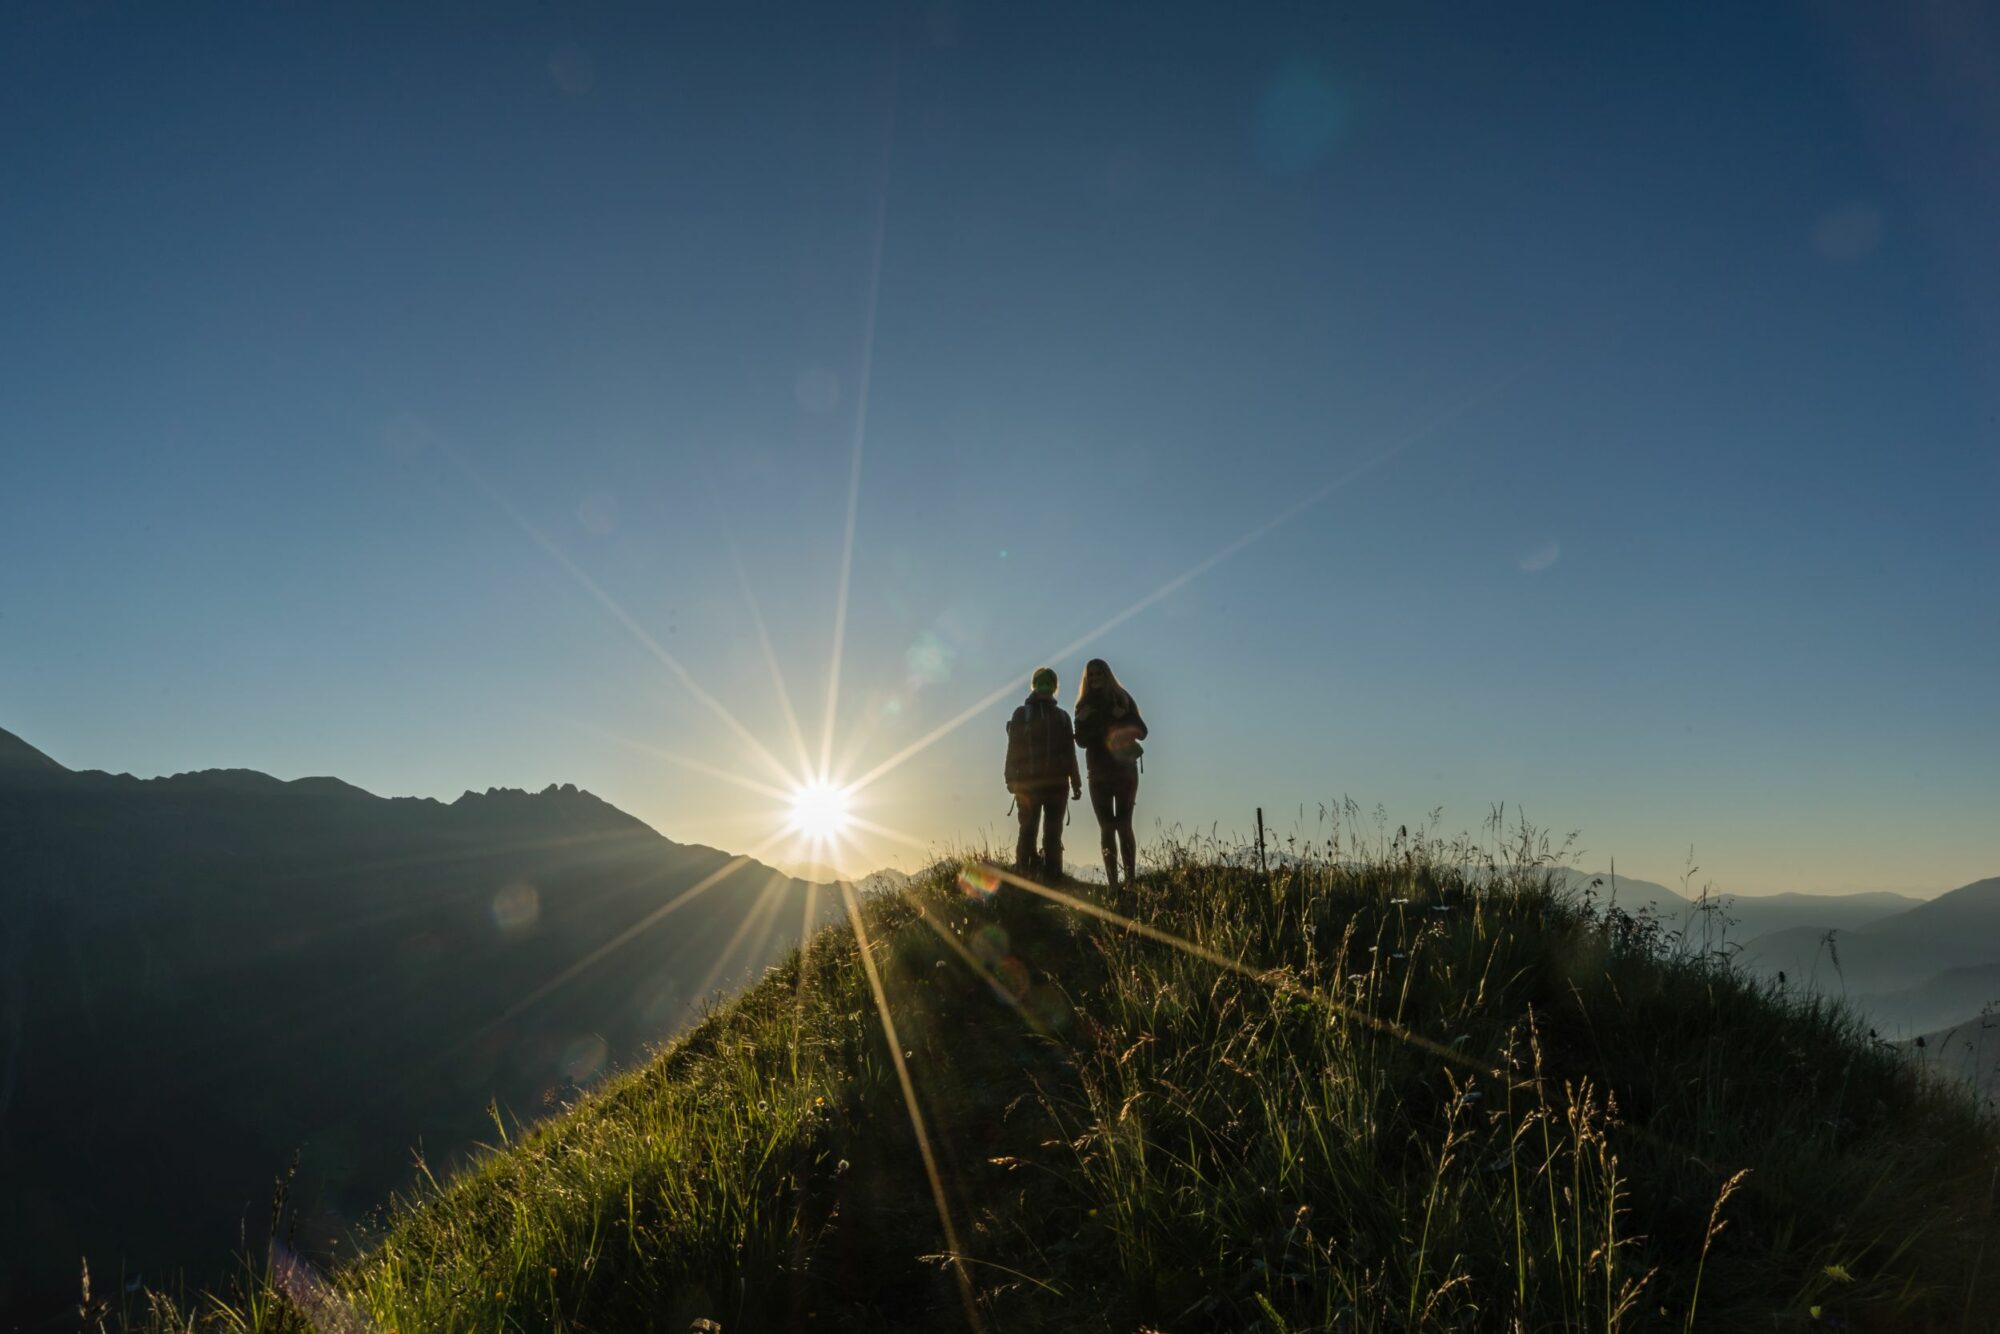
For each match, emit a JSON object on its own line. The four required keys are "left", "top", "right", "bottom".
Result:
{"left": 1073, "top": 703, "right": 1101, "bottom": 750}
{"left": 1063, "top": 712, "right": 1082, "bottom": 793}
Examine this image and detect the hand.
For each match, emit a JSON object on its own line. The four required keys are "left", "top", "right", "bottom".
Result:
{"left": 1071, "top": 780, "right": 1083, "bottom": 800}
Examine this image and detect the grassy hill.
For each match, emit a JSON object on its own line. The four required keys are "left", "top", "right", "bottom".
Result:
{"left": 120, "top": 826, "right": 2000, "bottom": 1332}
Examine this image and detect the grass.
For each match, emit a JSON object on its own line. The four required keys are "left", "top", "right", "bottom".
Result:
{"left": 118, "top": 812, "right": 2000, "bottom": 1331}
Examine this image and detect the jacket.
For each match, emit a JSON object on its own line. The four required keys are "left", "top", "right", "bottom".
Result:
{"left": 1074, "top": 687, "right": 1147, "bottom": 780}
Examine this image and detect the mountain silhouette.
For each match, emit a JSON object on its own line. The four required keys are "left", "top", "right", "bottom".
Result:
{"left": 1737, "top": 876, "right": 2000, "bottom": 1043}
{"left": 1864, "top": 875, "right": 2000, "bottom": 944}
{"left": 1740, "top": 877, "right": 2000, "bottom": 991}
{"left": 0, "top": 725, "right": 65, "bottom": 779}
{"left": 0, "top": 727, "right": 838, "bottom": 1319}
{"left": 1547, "top": 868, "right": 1920, "bottom": 944}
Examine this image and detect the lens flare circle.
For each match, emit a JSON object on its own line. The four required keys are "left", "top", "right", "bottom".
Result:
{"left": 788, "top": 781, "right": 853, "bottom": 840}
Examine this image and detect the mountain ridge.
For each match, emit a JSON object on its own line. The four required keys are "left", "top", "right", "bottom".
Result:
{"left": 0, "top": 725, "right": 836, "bottom": 1320}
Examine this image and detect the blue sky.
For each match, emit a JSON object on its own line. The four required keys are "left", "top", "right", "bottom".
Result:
{"left": 4, "top": 3, "right": 1995, "bottom": 893}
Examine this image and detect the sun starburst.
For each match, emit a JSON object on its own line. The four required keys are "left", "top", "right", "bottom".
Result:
{"left": 787, "top": 781, "right": 853, "bottom": 842}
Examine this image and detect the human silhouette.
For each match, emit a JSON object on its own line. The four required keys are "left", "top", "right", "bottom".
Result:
{"left": 1073, "top": 657, "right": 1148, "bottom": 891}
{"left": 1004, "top": 666, "right": 1081, "bottom": 881}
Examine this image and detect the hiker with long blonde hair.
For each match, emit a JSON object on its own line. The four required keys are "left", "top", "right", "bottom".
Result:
{"left": 1073, "top": 658, "right": 1148, "bottom": 891}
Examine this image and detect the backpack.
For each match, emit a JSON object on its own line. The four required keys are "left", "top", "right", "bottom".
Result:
{"left": 1004, "top": 697, "right": 1069, "bottom": 789}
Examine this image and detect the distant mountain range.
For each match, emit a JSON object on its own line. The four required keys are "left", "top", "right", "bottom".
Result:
{"left": 1546, "top": 869, "right": 1923, "bottom": 944}
{"left": 1729, "top": 876, "right": 2000, "bottom": 1049}
{"left": 1548, "top": 868, "right": 2000, "bottom": 1068}
{"left": 0, "top": 726, "right": 840, "bottom": 1320}
{"left": 1734, "top": 878, "right": 2000, "bottom": 995}
{"left": 773, "top": 859, "right": 912, "bottom": 893}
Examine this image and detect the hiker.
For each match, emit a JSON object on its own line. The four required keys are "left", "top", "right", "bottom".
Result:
{"left": 1073, "top": 657, "right": 1148, "bottom": 891}
{"left": 1004, "top": 666, "right": 1082, "bottom": 881}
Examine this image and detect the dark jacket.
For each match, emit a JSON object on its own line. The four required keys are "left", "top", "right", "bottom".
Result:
{"left": 1004, "top": 694, "right": 1080, "bottom": 791}
{"left": 1074, "top": 687, "right": 1147, "bottom": 781}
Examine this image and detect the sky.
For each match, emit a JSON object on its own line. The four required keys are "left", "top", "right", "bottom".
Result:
{"left": 3, "top": 2, "right": 1995, "bottom": 894}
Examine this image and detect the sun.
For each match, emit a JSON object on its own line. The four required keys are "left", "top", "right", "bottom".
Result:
{"left": 787, "top": 781, "right": 853, "bottom": 841}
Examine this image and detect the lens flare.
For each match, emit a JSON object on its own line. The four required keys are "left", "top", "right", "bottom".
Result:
{"left": 788, "top": 782, "right": 853, "bottom": 840}
{"left": 956, "top": 864, "right": 1001, "bottom": 901}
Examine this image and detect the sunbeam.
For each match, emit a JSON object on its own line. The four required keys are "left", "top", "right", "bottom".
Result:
{"left": 972, "top": 860, "right": 1483, "bottom": 1073}
{"left": 727, "top": 534, "right": 817, "bottom": 780}
{"left": 816, "top": 148, "right": 893, "bottom": 784}
{"left": 837, "top": 877, "right": 985, "bottom": 1329}
{"left": 790, "top": 875, "right": 823, "bottom": 1056}
{"left": 846, "top": 813, "right": 933, "bottom": 854}
{"left": 484, "top": 837, "right": 785, "bottom": 1031}
{"left": 687, "top": 869, "right": 796, "bottom": 1012}
{"left": 436, "top": 436, "right": 800, "bottom": 791}
{"left": 562, "top": 716, "right": 796, "bottom": 803}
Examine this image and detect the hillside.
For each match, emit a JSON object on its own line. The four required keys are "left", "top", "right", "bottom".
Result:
{"left": 0, "top": 728, "right": 840, "bottom": 1321}
{"left": 128, "top": 828, "right": 2000, "bottom": 1332}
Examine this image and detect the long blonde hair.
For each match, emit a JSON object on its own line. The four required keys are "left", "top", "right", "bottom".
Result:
{"left": 1075, "top": 657, "right": 1125, "bottom": 711}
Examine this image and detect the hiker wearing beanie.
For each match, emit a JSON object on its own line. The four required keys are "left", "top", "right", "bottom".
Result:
{"left": 1073, "top": 658, "right": 1148, "bottom": 891}
{"left": 1004, "top": 666, "right": 1082, "bottom": 881}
